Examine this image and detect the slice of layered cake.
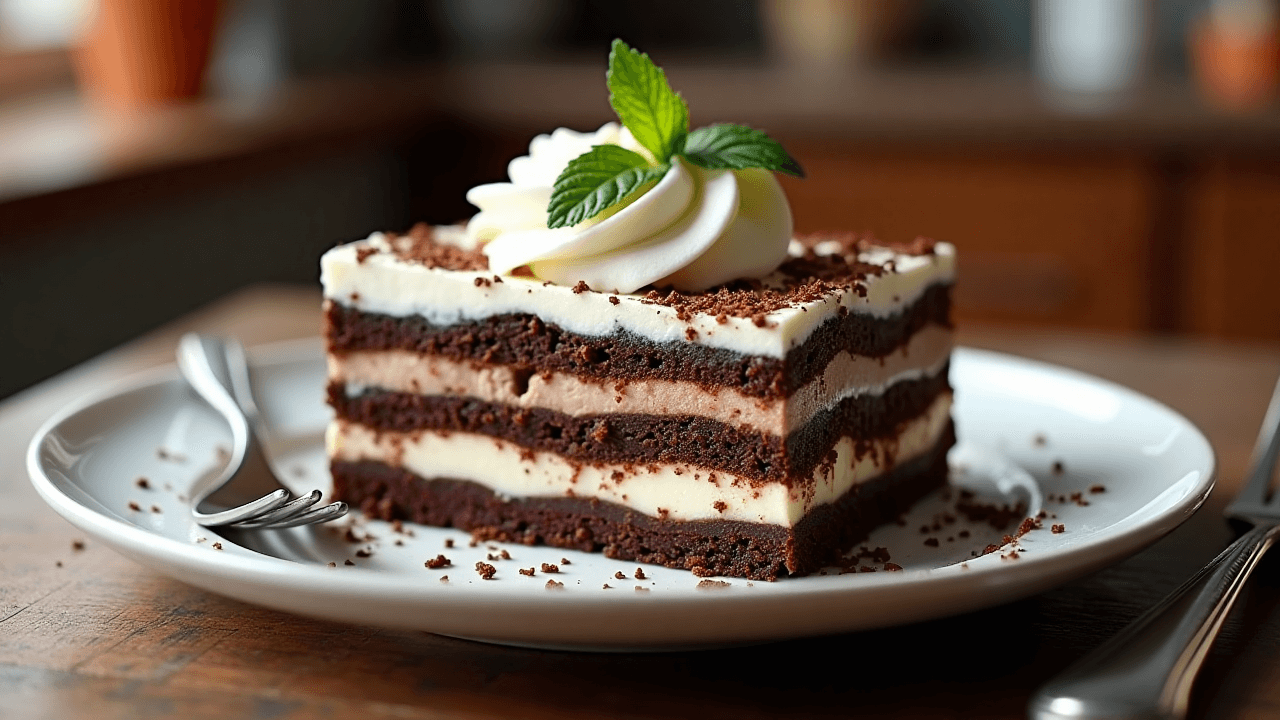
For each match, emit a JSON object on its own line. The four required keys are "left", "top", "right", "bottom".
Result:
{"left": 319, "top": 40, "right": 956, "bottom": 580}
{"left": 321, "top": 225, "right": 955, "bottom": 580}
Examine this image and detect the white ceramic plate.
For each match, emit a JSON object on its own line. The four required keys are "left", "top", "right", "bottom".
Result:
{"left": 28, "top": 341, "right": 1215, "bottom": 650}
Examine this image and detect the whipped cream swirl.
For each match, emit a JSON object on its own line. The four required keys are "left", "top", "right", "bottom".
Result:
{"left": 467, "top": 123, "right": 793, "bottom": 294}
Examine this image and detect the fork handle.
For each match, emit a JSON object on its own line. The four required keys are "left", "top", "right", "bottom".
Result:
{"left": 1030, "top": 523, "right": 1280, "bottom": 720}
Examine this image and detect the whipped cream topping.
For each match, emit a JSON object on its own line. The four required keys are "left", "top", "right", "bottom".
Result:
{"left": 468, "top": 123, "right": 793, "bottom": 294}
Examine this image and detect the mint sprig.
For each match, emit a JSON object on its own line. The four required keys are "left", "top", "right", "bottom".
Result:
{"left": 546, "top": 39, "right": 803, "bottom": 230}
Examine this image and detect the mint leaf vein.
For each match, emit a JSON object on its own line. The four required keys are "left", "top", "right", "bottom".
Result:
{"left": 681, "top": 124, "right": 804, "bottom": 177}
{"left": 607, "top": 39, "right": 689, "bottom": 162}
{"left": 547, "top": 145, "right": 668, "bottom": 229}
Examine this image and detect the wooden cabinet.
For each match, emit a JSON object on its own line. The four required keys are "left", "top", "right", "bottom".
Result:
{"left": 1186, "top": 157, "right": 1280, "bottom": 340}
{"left": 777, "top": 140, "right": 1280, "bottom": 340}
{"left": 779, "top": 142, "right": 1156, "bottom": 332}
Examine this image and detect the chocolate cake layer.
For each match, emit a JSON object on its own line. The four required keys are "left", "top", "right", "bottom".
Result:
{"left": 331, "top": 421, "right": 953, "bottom": 580}
{"left": 324, "top": 283, "right": 951, "bottom": 399}
{"left": 327, "top": 366, "right": 950, "bottom": 483}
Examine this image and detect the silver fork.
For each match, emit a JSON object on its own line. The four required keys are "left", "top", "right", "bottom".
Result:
{"left": 177, "top": 333, "right": 347, "bottom": 529}
{"left": 1030, "top": 371, "right": 1280, "bottom": 720}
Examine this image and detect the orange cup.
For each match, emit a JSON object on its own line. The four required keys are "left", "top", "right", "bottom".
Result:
{"left": 1191, "top": 16, "right": 1280, "bottom": 111}
{"left": 74, "top": 0, "right": 222, "bottom": 109}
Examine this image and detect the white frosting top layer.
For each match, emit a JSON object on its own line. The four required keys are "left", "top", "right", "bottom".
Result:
{"left": 468, "top": 123, "right": 793, "bottom": 293}
{"left": 320, "top": 232, "right": 955, "bottom": 360}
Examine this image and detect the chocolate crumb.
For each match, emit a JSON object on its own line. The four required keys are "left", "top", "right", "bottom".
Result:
{"left": 440, "top": 575, "right": 449, "bottom": 583}
{"left": 1017, "top": 517, "right": 1040, "bottom": 537}
{"left": 355, "top": 548, "right": 373, "bottom": 558}
{"left": 327, "top": 561, "right": 336, "bottom": 568}
{"left": 55, "top": 561, "right": 62, "bottom": 568}
{"left": 697, "top": 579, "right": 731, "bottom": 590}
{"left": 356, "top": 246, "right": 378, "bottom": 263}
{"left": 561, "top": 557, "right": 571, "bottom": 565}
{"left": 1090, "top": 484, "right": 1106, "bottom": 494}
{"left": 135, "top": 477, "right": 150, "bottom": 489}
{"left": 614, "top": 571, "right": 626, "bottom": 580}
{"left": 445, "top": 538, "right": 455, "bottom": 548}
{"left": 1033, "top": 433, "right": 1047, "bottom": 447}
{"left": 150, "top": 505, "right": 162, "bottom": 513}
{"left": 71, "top": 540, "right": 85, "bottom": 551}
{"left": 425, "top": 555, "right": 451, "bottom": 569}
{"left": 959, "top": 530, "right": 970, "bottom": 538}
{"left": 608, "top": 296, "right": 620, "bottom": 305}
{"left": 1052, "top": 524, "right": 1065, "bottom": 534}
{"left": 127, "top": 501, "right": 141, "bottom": 512}
{"left": 344, "top": 559, "right": 355, "bottom": 566}
{"left": 475, "top": 562, "right": 497, "bottom": 579}
{"left": 500, "top": 549, "right": 512, "bottom": 560}
{"left": 572, "top": 280, "right": 591, "bottom": 294}
{"left": 924, "top": 537, "right": 940, "bottom": 547}
{"left": 213, "top": 543, "right": 223, "bottom": 551}
{"left": 519, "top": 567, "right": 535, "bottom": 576}
{"left": 884, "top": 563, "right": 904, "bottom": 571}
{"left": 541, "top": 563, "right": 559, "bottom": 574}
{"left": 602, "top": 584, "right": 612, "bottom": 589}
{"left": 1052, "top": 460, "right": 1065, "bottom": 475}
{"left": 634, "top": 568, "right": 647, "bottom": 580}
{"left": 493, "top": 275, "right": 503, "bottom": 283}
{"left": 546, "top": 579, "right": 564, "bottom": 589}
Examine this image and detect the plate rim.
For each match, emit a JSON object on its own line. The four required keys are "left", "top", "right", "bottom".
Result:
{"left": 26, "top": 343, "right": 1217, "bottom": 643}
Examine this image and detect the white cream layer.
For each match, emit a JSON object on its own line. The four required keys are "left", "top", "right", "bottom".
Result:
{"left": 330, "top": 324, "right": 953, "bottom": 436}
{"left": 320, "top": 230, "right": 955, "bottom": 359}
{"left": 327, "top": 392, "right": 952, "bottom": 527}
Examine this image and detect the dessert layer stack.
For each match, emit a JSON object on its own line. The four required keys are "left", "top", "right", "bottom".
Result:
{"left": 321, "top": 225, "right": 956, "bottom": 579}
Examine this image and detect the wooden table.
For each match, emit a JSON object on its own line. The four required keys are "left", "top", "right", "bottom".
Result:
{"left": 2, "top": 285, "right": 1279, "bottom": 720}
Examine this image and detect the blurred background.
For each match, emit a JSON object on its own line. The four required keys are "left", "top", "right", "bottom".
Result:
{"left": 0, "top": 0, "right": 1277, "bottom": 399}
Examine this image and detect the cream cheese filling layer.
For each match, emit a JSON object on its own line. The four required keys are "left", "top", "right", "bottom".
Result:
{"left": 320, "top": 231, "right": 955, "bottom": 359}
{"left": 330, "top": 325, "right": 953, "bottom": 435}
{"left": 327, "top": 392, "right": 953, "bottom": 526}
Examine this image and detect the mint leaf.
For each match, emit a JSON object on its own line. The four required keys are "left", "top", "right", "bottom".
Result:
{"left": 681, "top": 124, "right": 805, "bottom": 177}
{"left": 607, "top": 39, "right": 689, "bottom": 161}
{"left": 547, "top": 145, "right": 669, "bottom": 229}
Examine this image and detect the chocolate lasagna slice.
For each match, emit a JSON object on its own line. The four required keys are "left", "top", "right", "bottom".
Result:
{"left": 321, "top": 224, "right": 955, "bottom": 580}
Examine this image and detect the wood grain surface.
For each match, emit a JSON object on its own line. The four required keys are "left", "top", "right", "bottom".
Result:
{"left": 2, "top": 285, "right": 1279, "bottom": 720}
